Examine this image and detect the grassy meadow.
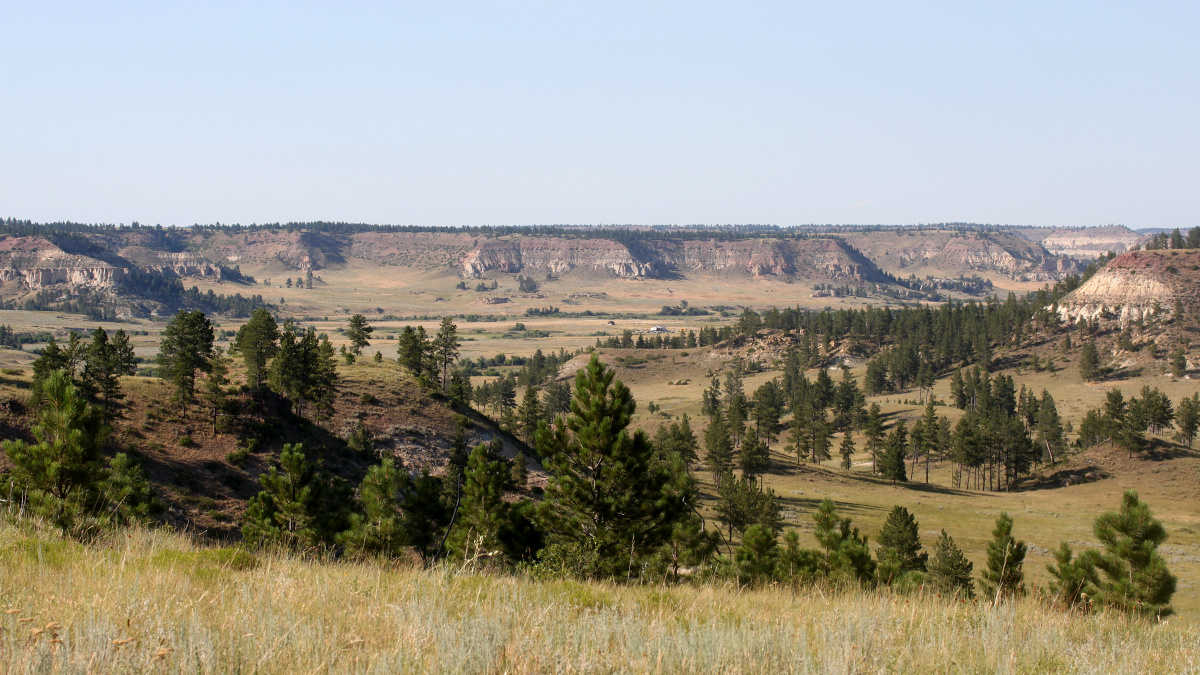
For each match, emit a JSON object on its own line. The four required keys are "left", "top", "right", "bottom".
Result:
{"left": 2, "top": 522, "right": 1198, "bottom": 674}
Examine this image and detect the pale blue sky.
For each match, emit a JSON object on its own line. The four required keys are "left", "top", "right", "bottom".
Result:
{"left": 2, "top": 2, "right": 1197, "bottom": 228}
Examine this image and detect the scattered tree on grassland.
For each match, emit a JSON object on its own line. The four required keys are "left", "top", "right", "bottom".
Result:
{"left": 157, "top": 309, "right": 215, "bottom": 410}
{"left": 812, "top": 498, "right": 875, "bottom": 583}
{"left": 980, "top": 512, "right": 1027, "bottom": 602}
{"left": 233, "top": 308, "right": 279, "bottom": 388}
{"left": 346, "top": 314, "right": 374, "bottom": 355}
{"left": 433, "top": 316, "right": 460, "bottom": 389}
{"left": 927, "top": 530, "right": 975, "bottom": 599}
{"left": 875, "top": 505, "right": 927, "bottom": 584}
{"left": 339, "top": 456, "right": 408, "bottom": 558}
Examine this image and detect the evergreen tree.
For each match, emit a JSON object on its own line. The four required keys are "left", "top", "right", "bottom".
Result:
{"left": 242, "top": 444, "right": 319, "bottom": 548}
{"left": 397, "top": 325, "right": 430, "bottom": 378}
{"left": 838, "top": 432, "right": 854, "bottom": 470}
{"left": 1, "top": 371, "right": 109, "bottom": 534}
{"left": 812, "top": 498, "right": 876, "bottom": 583}
{"left": 1079, "top": 339, "right": 1100, "bottom": 381}
{"left": 534, "top": 354, "right": 691, "bottom": 577}
{"left": 980, "top": 512, "right": 1027, "bottom": 602}
{"left": 875, "top": 505, "right": 927, "bottom": 583}
{"left": 1170, "top": 347, "right": 1188, "bottom": 378}
{"left": 447, "top": 443, "right": 509, "bottom": 561}
{"left": 738, "top": 431, "right": 771, "bottom": 478}
{"left": 1035, "top": 390, "right": 1065, "bottom": 464}
{"left": 82, "top": 327, "right": 135, "bottom": 414}
{"left": 157, "top": 309, "right": 215, "bottom": 409}
{"left": 346, "top": 418, "right": 375, "bottom": 456}
{"left": 927, "top": 530, "right": 975, "bottom": 598}
{"left": 1175, "top": 393, "right": 1200, "bottom": 447}
{"left": 879, "top": 421, "right": 908, "bottom": 483}
{"left": 704, "top": 409, "right": 734, "bottom": 481}
{"left": 433, "top": 316, "right": 460, "bottom": 389}
{"left": 103, "top": 452, "right": 162, "bottom": 525}
{"left": 202, "top": 346, "right": 232, "bottom": 433}
{"left": 1045, "top": 542, "right": 1100, "bottom": 610}
{"left": 269, "top": 320, "right": 306, "bottom": 406}
{"left": 864, "top": 403, "right": 884, "bottom": 474}
{"left": 346, "top": 314, "right": 374, "bottom": 355}
{"left": 340, "top": 456, "right": 408, "bottom": 558}
{"left": 242, "top": 443, "right": 351, "bottom": 549}
{"left": 518, "top": 384, "right": 543, "bottom": 444}
{"left": 233, "top": 308, "right": 279, "bottom": 388}
{"left": 1089, "top": 490, "right": 1177, "bottom": 617}
{"left": 401, "top": 468, "right": 453, "bottom": 562}
{"left": 447, "top": 369, "right": 472, "bottom": 407}
{"left": 735, "top": 523, "right": 780, "bottom": 584}
{"left": 511, "top": 451, "right": 529, "bottom": 490}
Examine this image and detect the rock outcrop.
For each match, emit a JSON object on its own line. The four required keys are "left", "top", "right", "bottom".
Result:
{"left": 460, "top": 236, "right": 884, "bottom": 281}
{"left": 0, "top": 236, "right": 127, "bottom": 289}
{"left": 839, "top": 230, "right": 1079, "bottom": 281}
{"left": 1034, "top": 226, "right": 1144, "bottom": 258}
{"left": 1058, "top": 250, "right": 1200, "bottom": 326}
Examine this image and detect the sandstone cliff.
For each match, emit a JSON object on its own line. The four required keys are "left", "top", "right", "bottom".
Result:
{"left": 1033, "top": 226, "right": 1144, "bottom": 258}
{"left": 838, "top": 230, "right": 1079, "bottom": 281}
{"left": 0, "top": 236, "right": 127, "bottom": 290}
{"left": 460, "top": 236, "right": 884, "bottom": 281}
{"left": 1058, "top": 250, "right": 1200, "bottom": 326}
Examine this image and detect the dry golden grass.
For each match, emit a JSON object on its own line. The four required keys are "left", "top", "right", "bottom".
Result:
{"left": 1, "top": 520, "right": 1198, "bottom": 674}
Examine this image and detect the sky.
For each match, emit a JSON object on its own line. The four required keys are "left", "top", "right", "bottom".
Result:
{"left": 1, "top": 2, "right": 1198, "bottom": 229}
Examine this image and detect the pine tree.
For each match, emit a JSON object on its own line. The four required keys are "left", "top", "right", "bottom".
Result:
{"left": 864, "top": 403, "right": 884, "bottom": 473}
{"left": 838, "top": 432, "right": 854, "bottom": 470}
{"left": 875, "top": 505, "right": 927, "bottom": 584}
{"left": 980, "top": 513, "right": 1027, "bottom": 602}
{"left": 242, "top": 444, "right": 319, "bottom": 548}
{"left": 1170, "top": 346, "right": 1187, "bottom": 378}
{"left": 735, "top": 523, "right": 780, "bottom": 584}
{"left": 346, "top": 314, "right": 374, "bottom": 355}
{"left": 401, "top": 468, "right": 453, "bottom": 562}
{"left": 340, "top": 456, "right": 408, "bottom": 558}
{"left": 1045, "top": 542, "right": 1100, "bottom": 610}
{"left": 233, "top": 308, "right": 279, "bottom": 388}
{"left": 157, "top": 310, "right": 214, "bottom": 410}
{"left": 396, "top": 325, "right": 428, "bottom": 377}
{"left": 82, "top": 327, "right": 134, "bottom": 414}
{"left": 1175, "top": 393, "right": 1200, "bottom": 447}
{"left": 738, "top": 431, "right": 771, "bottom": 478}
{"left": 270, "top": 320, "right": 306, "bottom": 405}
{"left": 1035, "top": 390, "right": 1065, "bottom": 464}
{"left": 511, "top": 451, "right": 529, "bottom": 490}
{"left": 927, "top": 530, "right": 975, "bottom": 598}
{"left": 347, "top": 418, "right": 375, "bottom": 456}
{"left": 704, "top": 409, "right": 734, "bottom": 481}
{"left": 203, "top": 346, "right": 232, "bottom": 433}
{"left": 879, "top": 421, "right": 908, "bottom": 483}
{"left": 1079, "top": 339, "right": 1100, "bottom": 381}
{"left": 534, "top": 354, "right": 690, "bottom": 577}
{"left": 1, "top": 371, "right": 109, "bottom": 533}
{"left": 812, "top": 498, "right": 875, "bottom": 583}
{"left": 446, "top": 443, "right": 511, "bottom": 562}
{"left": 103, "top": 452, "right": 162, "bottom": 525}
{"left": 433, "top": 317, "right": 460, "bottom": 389}
{"left": 518, "top": 384, "right": 542, "bottom": 444}
{"left": 1089, "top": 490, "right": 1177, "bottom": 617}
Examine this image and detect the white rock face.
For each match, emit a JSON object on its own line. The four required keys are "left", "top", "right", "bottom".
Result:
{"left": 1058, "top": 266, "right": 1175, "bottom": 327}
